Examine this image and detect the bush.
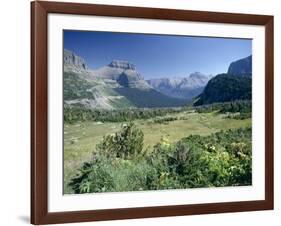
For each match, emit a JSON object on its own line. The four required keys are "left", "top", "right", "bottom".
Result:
{"left": 69, "top": 125, "right": 252, "bottom": 193}
{"left": 96, "top": 122, "right": 144, "bottom": 160}
{"left": 68, "top": 159, "right": 114, "bottom": 193}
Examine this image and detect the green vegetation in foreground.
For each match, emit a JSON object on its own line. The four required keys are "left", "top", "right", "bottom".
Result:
{"left": 68, "top": 123, "right": 252, "bottom": 193}
{"left": 64, "top": 110, "right": 251, "bottom": 193}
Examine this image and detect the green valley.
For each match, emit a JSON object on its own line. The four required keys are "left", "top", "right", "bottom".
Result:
{"left": 64, "top": 108, "right": 251, "bottom": 193}
{"left": 62, "top": 47, "right": 253, "bottom": 194}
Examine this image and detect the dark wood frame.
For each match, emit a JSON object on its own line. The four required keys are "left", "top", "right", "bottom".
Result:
{"left": 31, "top": 1, "right": 274, "bottom": 224}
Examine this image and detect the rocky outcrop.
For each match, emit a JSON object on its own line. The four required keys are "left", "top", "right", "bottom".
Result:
{"left": 227, "top": 55, "right": 252, "bottom": 76}
{"left": 64, "top": 49, "right": 88, "bottom": 72}
{"left": 91, "top": 60, "right": 149, "bottom": 89}
{"left": 108, "top": 60, "right": 136, "bottom": 70}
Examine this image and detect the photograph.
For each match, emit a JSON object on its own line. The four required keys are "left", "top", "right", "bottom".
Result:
{"left": 63, "top": 30, "right": 252, "bottom": 194}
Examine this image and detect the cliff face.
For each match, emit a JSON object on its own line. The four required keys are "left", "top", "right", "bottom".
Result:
{"left": 227, "top": 55, "right": 252, "bottom": 76}
{"left": 64, "top": 49, "right": 88, "bottom": 72}
{"left": 91, "top": 60, "right": 150, "bottom": 90}
{"left": 108, "top": 60, "right": 136, "bottom": 70}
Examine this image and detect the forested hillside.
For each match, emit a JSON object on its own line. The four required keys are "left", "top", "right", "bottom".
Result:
{"left": 194, "top": 74, "right": 251, "bottom": 106}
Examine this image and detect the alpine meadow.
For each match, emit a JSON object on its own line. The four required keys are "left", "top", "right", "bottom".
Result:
{"left": 63, "top": 30, "right": 252, "bottom": 194}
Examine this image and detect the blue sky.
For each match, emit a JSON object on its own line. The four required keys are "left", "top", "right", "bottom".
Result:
{"left": 64, "top": 30, "right": 252, "bottom": 79}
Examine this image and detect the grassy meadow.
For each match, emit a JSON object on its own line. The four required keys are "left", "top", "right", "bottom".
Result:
{"left": 64, "top": 109, "right": 251, "bottom": 194}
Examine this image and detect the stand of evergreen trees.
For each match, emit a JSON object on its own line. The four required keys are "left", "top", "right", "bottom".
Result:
{"left": 64, "top": 100, "right": 251, "bottom": 124}
{"left": 194, "top": 100, "right": 251, "bottom": 114}
{"left": 64, "top": 106, "right": 188, "bottom": 123}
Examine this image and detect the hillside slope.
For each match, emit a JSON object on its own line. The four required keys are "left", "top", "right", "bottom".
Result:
{"left": 194, "top": 73, "right": 251, "bottom": 106}
{"left": 194, "top": 55, "right": 252, "bottom": 106}
{"left": 64, "top": 49, "right": 188, "bottom": 109}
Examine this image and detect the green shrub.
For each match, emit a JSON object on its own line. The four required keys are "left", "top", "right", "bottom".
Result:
{"left": 96, "top": 122, "right": 144, "bottom": 160}
{"left": 69, "top": 125, "right": 252, "bottom": 193}
{"left": 68, "top": 159, "right": 114, "bottom": 193}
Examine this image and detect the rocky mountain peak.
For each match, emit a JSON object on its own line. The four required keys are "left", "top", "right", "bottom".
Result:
{"left": 64, "top": 49, "right": 88, "bottom": 72}
{"left": 147, "top": 72, "right": 211, "bottom": 100}
{"left": 108, "top": 60, "right": 136, "bottom": 70}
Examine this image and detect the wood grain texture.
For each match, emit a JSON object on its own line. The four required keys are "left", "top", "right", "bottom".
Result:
{"left": 264, "top": 17, "right": 274, "bottom": 210}
{"left": 31, "top": 1, "right": 274, "bottom": 224}
{"left": 31, "top": 1, "right": 48, "bottom": 224}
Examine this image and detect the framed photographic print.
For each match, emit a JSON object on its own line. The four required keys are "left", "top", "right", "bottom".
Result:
{"left": 31, "top": 1, "right": 274, "bottom": 225}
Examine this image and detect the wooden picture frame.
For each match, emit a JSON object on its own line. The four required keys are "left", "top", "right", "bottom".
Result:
{"left": 31, "top": 1, "right": 274, "bottom": 224}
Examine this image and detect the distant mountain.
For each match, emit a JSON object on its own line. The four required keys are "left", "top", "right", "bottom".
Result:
{"left": 147, "top": 72, "right": 212, "bottom": 100}
{"left": 227, "top": 55, "right": 252, "bottom": 76}
{"left": 194, "top": 74, "right": 251, "bottom": 106}
{"left": 63, "top": 49, "right": 188, "bottom": 109}
{"left": 91, "top": 60, "right": 151, "bottom": 90}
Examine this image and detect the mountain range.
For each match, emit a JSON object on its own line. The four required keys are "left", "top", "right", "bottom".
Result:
{"left": 63, "top": 49, "right": 190, "bottom": 109}
{"left": 63, "top": 49, "right": 252, "bottom": 109}
{"left": 147, "top": 72, "right": 212, "bottom": 99}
